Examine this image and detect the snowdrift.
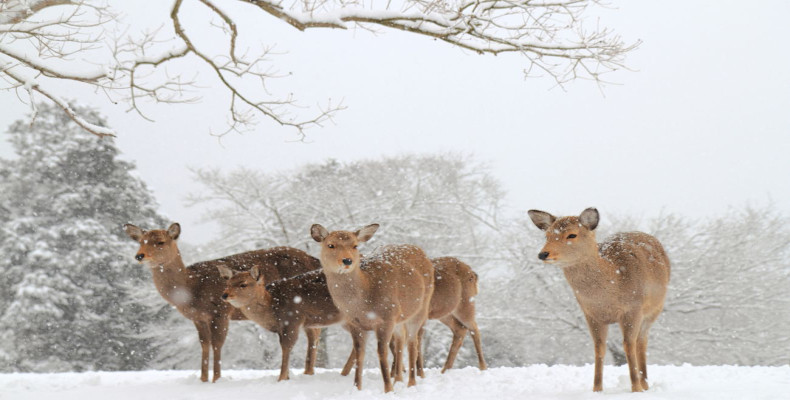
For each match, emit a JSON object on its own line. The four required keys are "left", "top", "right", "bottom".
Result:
{"left": 1, "top": 365, "right": 788, "bottom": 400}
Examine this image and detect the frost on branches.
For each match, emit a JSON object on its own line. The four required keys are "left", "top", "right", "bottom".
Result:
{"left": 0, "top": 0, "right": 637, "bottom": 138}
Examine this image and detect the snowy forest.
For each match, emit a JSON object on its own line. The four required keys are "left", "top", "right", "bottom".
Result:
{"left": 2, "top": 104, "right": 789, "bottom": 374}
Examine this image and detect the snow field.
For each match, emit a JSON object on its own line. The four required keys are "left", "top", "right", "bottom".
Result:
{"left": 1, "top": 365, "right": 788, "bottom": 400}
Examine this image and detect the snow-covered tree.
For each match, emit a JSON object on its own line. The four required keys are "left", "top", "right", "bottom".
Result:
{"left": 0, "top": 102, "right": 166, "bottom": 372}
{"left": 648, "top": 206, "right": 790, "bottom": 366}
{"left": 1, "top": 0, "right": 638, "bottom": 138}
{"left": 189, "top": 154, "right": 504, "bottom": 266}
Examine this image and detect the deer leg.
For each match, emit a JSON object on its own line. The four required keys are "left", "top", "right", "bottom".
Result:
{"left": 209, "top": 317, "right": 229, "bottom": 383}
{"left": 439, "top": 315, "right": 467, "bottom": 373}
{"left": 340, "top": 324, "right": 356, "bottom": 376}
{"left": 441, "top": 317, "right": 467, "bottom": 373}
{"left": 391, "top": 326, "right": 405, "bottom": 383}
{"left": 304, "top": 327, "right": 320, "bottom": 375}
{"left": 620, "top": 314, "right": 644, "bottom": 392}
{"left": 637, "top": 320, "right": 653, "bottom": 390}
{"left": 389, "top": 338, "right": 397, "bottom": 378}
{"left": 194, "top": 321, "right": 211, "bottom": 382}
{"left": 585, "top": 316, "right": 608, "bottom": 392}
{"left": 455, "top": 298, "right": 487, "bottom": 371}
{"left": 278, "top": 328, "right": 299, "bottom": 382}
{"left": 416, "top": 326, "right": 426, "bottom": 378}
{"left": 353, "top": 328, "right": 368, "bottom": 390}
{"left": 375, "top": 324, "right": 395, "bottom": 393}
{"left": 349, "top": 327, "right": 368, "bottom": 390}
{"left": 404, "top": 319, "right": 426, "bottom": 387}
{"left": 466, "top": 321, "right": 487, "bottom": 371}
{"left": 406, "top": 329, "right": 420, "bottom": 387}
{"left": 304, "top": 327, "right": 318, "bottom": 375}
{"left": 341, "top": 347, "right": 356, "bottom": 377}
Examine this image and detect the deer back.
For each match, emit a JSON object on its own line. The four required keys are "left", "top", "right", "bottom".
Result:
{"left": 428, "top": 257, "right": 478, "bottom": 319}
{"left": 597, "top": 232, "right": 670, "bottom": 314}
{"left": 266, "top": 270, "right": 343, "bottom": 328}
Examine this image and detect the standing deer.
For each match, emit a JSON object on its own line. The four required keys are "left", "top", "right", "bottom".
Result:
{"left": 218, "top": 266, "right": 344, "bottom": 382}
{"left": 527, "top": 208, "right": 670, "bottom": 392}
{"left": 340, "top": 256, "right": 487, "bottom": 377}
{"left": 123, "top": 223, "right": 318, "bottom": 382}
{"left": 311, "top": 223, "right": 434, "bottom": 393}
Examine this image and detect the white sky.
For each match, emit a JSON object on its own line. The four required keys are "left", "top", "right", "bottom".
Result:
{"left": 1, "top": 1, "right": 789, "bottom": 245}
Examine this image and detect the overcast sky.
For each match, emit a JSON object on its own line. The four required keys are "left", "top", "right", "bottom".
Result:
{"left": 2, "top": 1, "right": 789, "bottom": 245}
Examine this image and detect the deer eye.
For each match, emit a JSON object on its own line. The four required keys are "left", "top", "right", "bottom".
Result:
{"left": 240, "top": 284, "right": 247, "bottom": 288}
{"left": 327, "top": 244, "right": 334, "bottom": 249}
{"left": 156, "top": 241, "right": 165, "bottom": 246}
{"left": 353, "top": 245, "right": 358, "bottom": 249}
{"left": 567, "top": 234, "right": 577, "bottom": 239}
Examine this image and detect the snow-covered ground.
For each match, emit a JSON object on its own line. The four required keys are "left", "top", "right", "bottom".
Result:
{"left": 1, "top": 365, "right": 788, "bottom": 400}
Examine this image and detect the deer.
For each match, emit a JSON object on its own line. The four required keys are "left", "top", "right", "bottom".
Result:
{"left": 217, "top": 266, "right": 345, "bottom": 382}
{"left": 310, "top": 223, "right": 434, "bottom": 393}
{"left": 340, "top": 256, "right": 487, "bottom": 378}
{"left": 527, "top": 208, "right": 670, "bottom": 392}
{"left": 123, "top": 223, "right": 318, "bottom": 382}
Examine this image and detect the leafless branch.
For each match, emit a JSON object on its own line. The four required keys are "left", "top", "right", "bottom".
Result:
{"left": 1, "top": 0, "right": 635, "bottom": 138}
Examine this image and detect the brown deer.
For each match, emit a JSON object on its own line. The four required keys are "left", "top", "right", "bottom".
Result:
{"left": 340, "top": 256, "right": 487, "bottom": 377}
{"left": 310, "top": 223, "right": 434, "bottom": 393}
{"left": 217, "top": 266, "right": 345, "bottom": 382}
{"left": 123, "top": 223, "right": 318, "bottom": 382}
{"left": 527, "top": 208, "right": 670, "bottom": 392}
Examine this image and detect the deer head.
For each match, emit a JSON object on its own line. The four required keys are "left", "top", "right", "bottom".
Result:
{"left": 123, "top": 223, "right": 181, "bottom": 266}
{"left": 310, "top": 223, "right": 379, "bottom": 274}
{"left": 528, "top": 208, "right": 600, "bottom": 266}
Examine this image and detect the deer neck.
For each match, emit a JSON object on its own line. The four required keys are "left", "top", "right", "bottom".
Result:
{"left": 239, "top": 285, "right": 277, "bottom": 330}
{"left": 561, "top": 252, "right": 620, "bottom": 300}
{"left": 324, "top": 267, "right": 372, "bottom": 308}
{"left": 148, "top": 250, "right": 193, "bottom": 303}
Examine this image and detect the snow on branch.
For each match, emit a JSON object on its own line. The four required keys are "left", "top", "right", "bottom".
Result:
{"left": 1, "top": 0, "right": 343, "bottom": 139}
{"left": 1, "top": 58, "right": 115, "bottom": 137}
{"left": 1, "top": 0, "right": 635, "bottom": 139}
{"left": 246, "top": 0, "right": 638, "bottom": 84}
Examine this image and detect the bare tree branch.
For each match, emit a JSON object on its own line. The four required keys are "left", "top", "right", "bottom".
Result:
{"left": 1, "top": 0, "right": 636, "bottom": 138}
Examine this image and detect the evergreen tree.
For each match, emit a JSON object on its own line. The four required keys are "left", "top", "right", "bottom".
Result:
{"left": 0, "top": 103, "right": 165, "bottom": 372}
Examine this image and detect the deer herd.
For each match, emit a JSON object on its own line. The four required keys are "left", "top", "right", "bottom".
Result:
{"left": 123, "top": 207, "right": 670, "bottom": 393}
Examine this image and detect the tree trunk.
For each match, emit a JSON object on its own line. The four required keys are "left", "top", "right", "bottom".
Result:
{"left": 607, "top": 341, "right": 627, "bottom": 366}
{"left": 315, "top": 329, "right": 329, "bottom": 368}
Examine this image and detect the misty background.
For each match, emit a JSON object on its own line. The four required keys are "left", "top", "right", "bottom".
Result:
{"left": 1, "top": 0, "right": 789, "bottom": 373}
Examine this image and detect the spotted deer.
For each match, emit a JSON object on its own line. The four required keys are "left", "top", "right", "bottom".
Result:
{"left": 528, "top": 208, "right": 670, "bottom": 392}
{"left": 311, "top": 223, "right": 434, "bottom": 393}
{"left": 218, "top": 266, "right": 345, "bottom": 382}
{"left": 123, "top": 223, "right": 318, "bottom": 382}
{"left": 340, "top": 256, "right": 487, "bottom": 377}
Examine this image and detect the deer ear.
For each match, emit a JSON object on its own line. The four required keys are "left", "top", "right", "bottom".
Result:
{"left": 250, "top": 266, "right": 263, "bottom": 282}
{"left": 356, "top": 224, "right": 379, "bottom": 242}
{"left": 579, "top": 208, "right": 600, "bottom": 231}
{"left": 528, "top": 210, "right": 556, "bottom": 231}
{"left": 167, "top": 223, "right": 181, "bottom": 240}
{"left": 311, "top": 224, "right": 329, "bottom": 242}
{"left": 123, "top": 224, "right": 144, "bottom": 241}
{"left": 217, "top": 265, "right": 234, "bottom": 280}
